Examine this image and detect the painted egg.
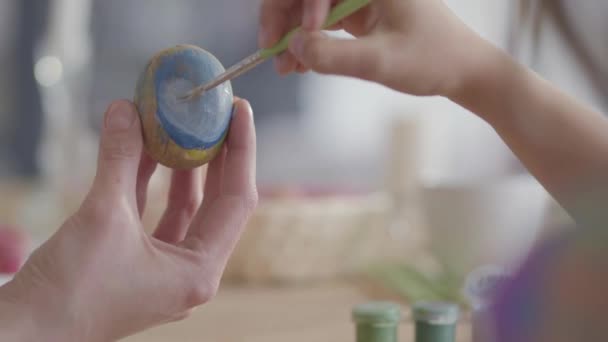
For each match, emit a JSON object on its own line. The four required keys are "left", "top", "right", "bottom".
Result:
{"left": 134, "top": 44, "right": 233, "bottom": 169}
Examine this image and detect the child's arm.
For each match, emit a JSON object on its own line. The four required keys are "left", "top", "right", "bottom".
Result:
{"left": 454, "top": 45, "right": 608, "bottom": 226}
{"left": 259, "top": 0, "right": 608, "bottom": 225}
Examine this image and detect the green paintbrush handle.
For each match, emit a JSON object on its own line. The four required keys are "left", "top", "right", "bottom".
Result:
{"left": 259, "top": 0, "right": 371, "bottom": 59}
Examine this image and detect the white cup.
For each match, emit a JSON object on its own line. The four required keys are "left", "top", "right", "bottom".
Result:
{"left": 420, "top": 174, "right": 550, "bottom": 274}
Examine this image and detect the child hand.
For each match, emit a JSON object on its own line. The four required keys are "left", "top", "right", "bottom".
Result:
{"left": 259, "top": 0, "right": 485, "bottom": 97}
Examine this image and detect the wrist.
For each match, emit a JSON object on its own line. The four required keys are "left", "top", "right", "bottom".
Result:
{"left": 0, "top": 277, "right": 86, "bottom": 342}
{"left": 445, "top": 36, "right": 527, "bottom": 123}
{"left": 0, "top": 280, "right": 37, "bottom": 341}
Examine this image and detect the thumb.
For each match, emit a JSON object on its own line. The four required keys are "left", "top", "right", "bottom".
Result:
{"left": 288, "top": 31, "right": 383, "bottom": 80}
{"left": 93, "top": 100, "right": 143, "bottom": 198}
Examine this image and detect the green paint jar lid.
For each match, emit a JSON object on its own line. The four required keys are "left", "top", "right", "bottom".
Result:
{"left": 352, "top": 302, "right": 402, "bottom": 325}
{"left": 412, "top": 302, "right": 460, "bottom": 325}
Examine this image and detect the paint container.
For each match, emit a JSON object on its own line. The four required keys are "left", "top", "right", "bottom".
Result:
{"left": 412, "top": 301, "right": 459, "bottom": 342}
{"left": 352, "top": 302, "right": 401, "bottom": 342}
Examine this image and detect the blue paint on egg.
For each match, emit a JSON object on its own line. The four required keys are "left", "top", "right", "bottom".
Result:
{"left": 135, "top": 45, "right": 234, "bottom": 168}
{"left": 152, "top": 47, "right": 233, "bottom": 150}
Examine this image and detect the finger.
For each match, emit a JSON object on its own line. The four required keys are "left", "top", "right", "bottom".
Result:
{"left": 136, "top": 151, "right": 157, "bottom": 217}
{"left": 200, "top": 97, "right": 240, "bottom": 204}
{"left": 259, "top": 0, "right": 294, "bottom": 48}
{"left": 296, "top": 63, "right": 310, "bottom": 73}
{"left": 184, "top": 99, "right": 257, "bottom": 260}
{"left": 202, "top": 145, "right": 226, "bottom": 210}
{"left": 153, "top": 168, "right": 204, "bottom": 244}
{"left": 92, "top": 100, "right": 143, "bottom": 204}
{"left": 219, "top": 99, "right": 256, "bottom": 199}
{"left": 303, "top": 0, "right": 332, "bottom": 30}
{"left": 326, "top": 21, "right": 344, "bottom": 31}
{"left": 275, "top": 52, "right": 298, "bottom": 75}
{"left": 198, "top": 96, "right": 242, "bottom": 202}
{"left": 259, "top": 0, "right": 303, "bottom": 76}
{"left": 342, "top": 4, "right": 378, "bottom": 36}
{"left": 288, "top": 31, "right": 384, "bottom": 80}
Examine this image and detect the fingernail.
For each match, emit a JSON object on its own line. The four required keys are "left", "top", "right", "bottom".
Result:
{"left": 231, "top": 102, "right": 239, "bottom": 117}
{"left": 242, "top": 100, "right": 253, "bottom": 117}
{"left": 232, "top": 100, "right": 253, "bottom": 118}
{"left": 105, "top": 102, "right": 135, "bottom": 131}
{"left": 289, "top": 32, "right": 305, "bottom": 58}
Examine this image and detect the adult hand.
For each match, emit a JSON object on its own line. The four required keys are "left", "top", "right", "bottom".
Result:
{"left": 0, "top": 98, "right": 257, "bottom": 342}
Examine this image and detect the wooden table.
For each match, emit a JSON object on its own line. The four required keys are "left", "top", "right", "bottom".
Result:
{"left": 124, "top": 283, "right": 470, "bottom": 342}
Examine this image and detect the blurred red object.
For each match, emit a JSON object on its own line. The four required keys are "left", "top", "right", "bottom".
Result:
{"left": 0, "top": 226, "right": 29, "bottom": 274}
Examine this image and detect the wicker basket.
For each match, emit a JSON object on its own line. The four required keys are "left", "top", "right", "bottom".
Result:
{"left": 139, "top": 172, "right": 418, "bottom": 284}
{"left": 223, "top": 189, "right": 407, "bottom": 284}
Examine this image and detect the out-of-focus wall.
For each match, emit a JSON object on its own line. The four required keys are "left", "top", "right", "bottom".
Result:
{"left": 0, "top": 2, "right": 16, "bottom": 157}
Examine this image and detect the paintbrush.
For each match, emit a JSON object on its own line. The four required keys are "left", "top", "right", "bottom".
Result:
{"left": 180, "top": 0, "right": 371, "bottom": 101}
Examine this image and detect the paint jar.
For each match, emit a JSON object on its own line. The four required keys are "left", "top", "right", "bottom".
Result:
{"left": 352, "top": 301, "right": 401, "bottom": 342}
{"left": 412, "top": 301, "right": 459, "bottom": 342}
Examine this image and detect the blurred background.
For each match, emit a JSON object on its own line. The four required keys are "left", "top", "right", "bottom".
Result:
{"left": 0, "top": 0, "right": 604, "bottom": 340}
